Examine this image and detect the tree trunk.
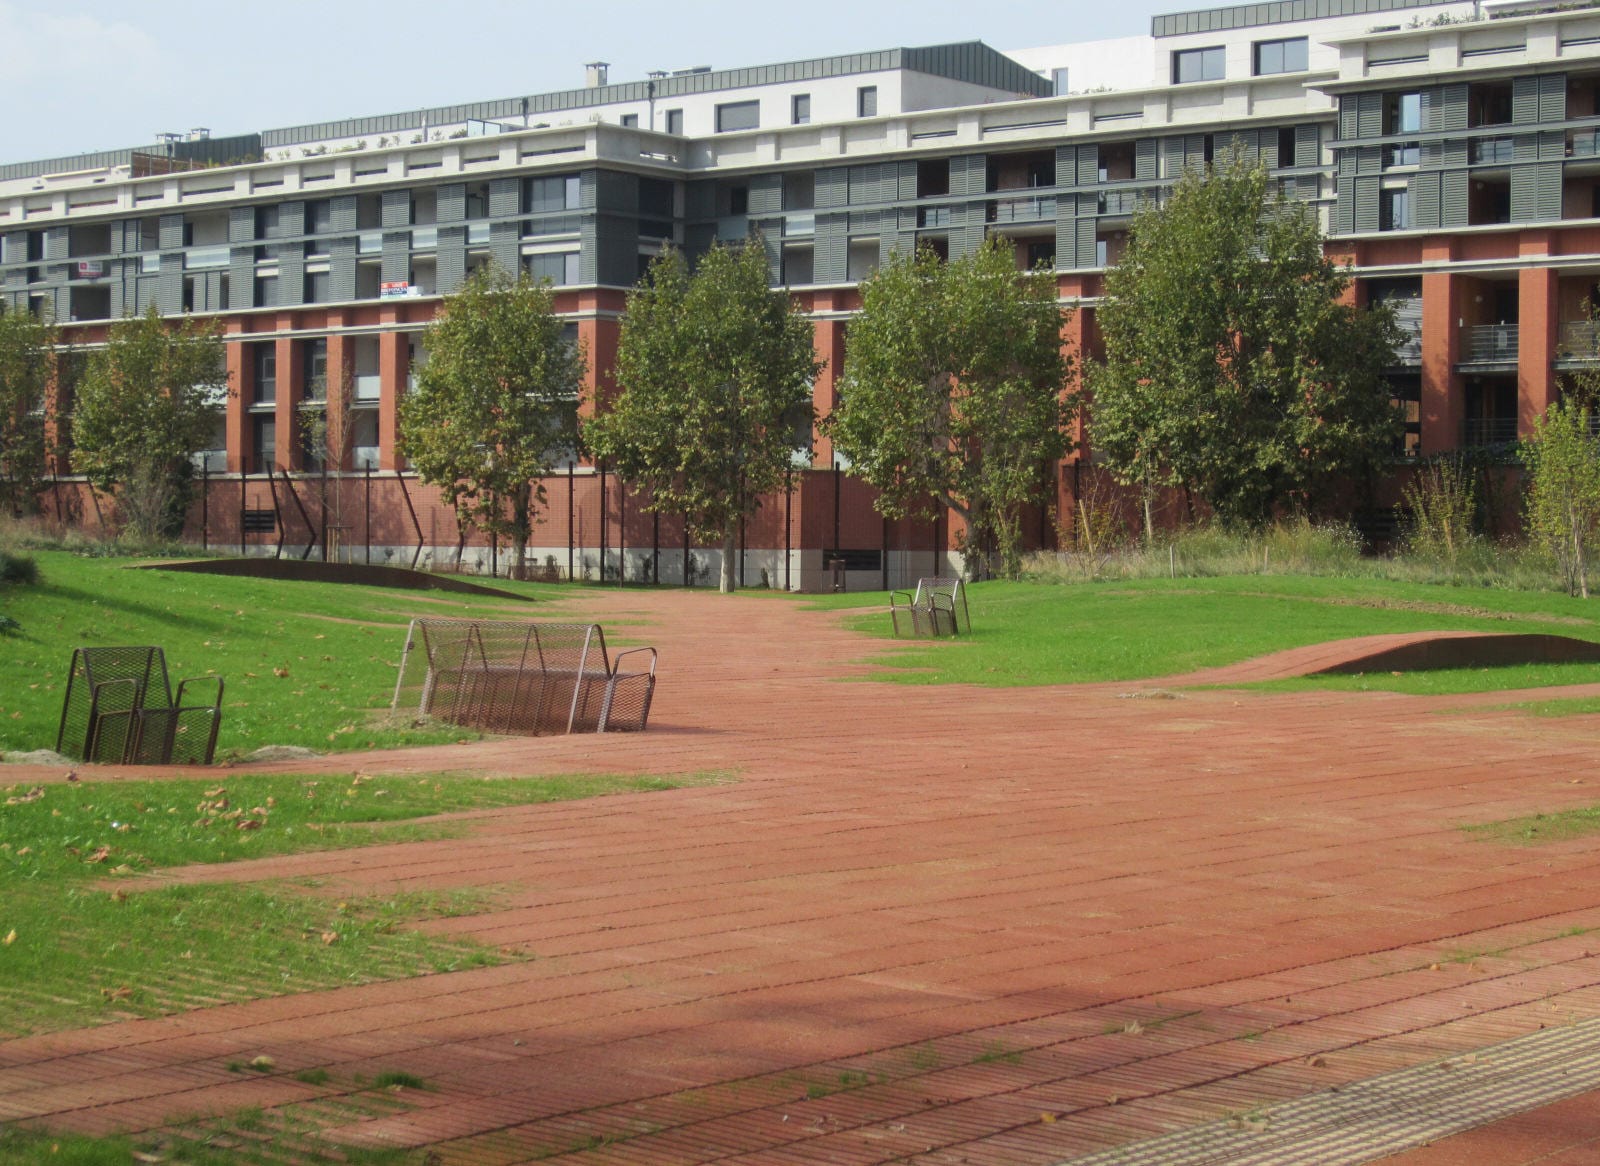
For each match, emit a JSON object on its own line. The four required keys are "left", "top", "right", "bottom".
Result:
{"left": 720, "top": 526, "right": 737, "bottom": 593}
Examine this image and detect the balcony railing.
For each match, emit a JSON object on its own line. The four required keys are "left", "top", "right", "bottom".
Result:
{"left": 186, "top": 245, "right": 231, "bottom": 269}
{"left": 1571, "top": 129, "right": 1600, "bottom": 158}
{"left": 1385, "top": 142, "right": 1420, "bottom": 168}
{"left": 1463, "top": 418, "right": 1518, "bottom": 447}
{"left": 1559, "top": 320, "right": 1600, "bottom": 360}
{"left": 410, "top": 226, "right": 438, "bottom": 250}
{"left": 917, "top": 205, "right": 954, "bottom": 229}
{"left": 358, "top": 231, "right": 383, "bottom": 255}
{"left": 1460, "top": 323, "right": 1518, "bottom": 364}
{"left": 353, "top": 373, "right": 382, "bottom": 401}
{"left": 1469, "top": 137, "right": 1515, "bottom": 165}
{"left": 987, "top": 195, "right": 1056, "bottom": 224}
{"left": 784, "top": 212, "right": 815, "bottom": 237}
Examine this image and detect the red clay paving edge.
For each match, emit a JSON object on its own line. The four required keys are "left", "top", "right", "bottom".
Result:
{"left": 4, "top": 589, "right": 1600, "bottom": 1165}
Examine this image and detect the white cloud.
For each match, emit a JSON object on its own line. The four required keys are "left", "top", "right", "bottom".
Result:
{"left": 0, "top": 3, "right": 168, "bottom": 87}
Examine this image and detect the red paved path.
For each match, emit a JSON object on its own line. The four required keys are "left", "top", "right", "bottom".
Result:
{"left": 5, "top": 588, "right": 1600, "bottom": 1164}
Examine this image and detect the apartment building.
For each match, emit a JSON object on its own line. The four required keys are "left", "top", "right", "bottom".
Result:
{"left": 3, "top": 0, "right": 1593, "bottom": 584}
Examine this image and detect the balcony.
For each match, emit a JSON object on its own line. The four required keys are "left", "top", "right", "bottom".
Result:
{"left": 1391, "top": 321, "right": 1423, "bottom": 365}
{"left": 1463, "top": 418, "right": 1518, "bottom": 447}
{"left": 1470, "top": 137, "right": 1515, "bottom": 165}
{"left": 1571, "top": 129, "right": 1600, "bottom": 158}
{"left": 1559, "top": 320, "right": 1600, "bottom": 361}
{"left": 186, "top": 244, "right": 230, "bottom": 270}
{"left": 987, "top": 195, "right": 1056, "bottom": 224}
{"left": 1460, "top": 323, "right": 1518, "bottom": 364}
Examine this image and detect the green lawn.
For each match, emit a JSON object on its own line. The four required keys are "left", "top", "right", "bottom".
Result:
{"left": 0, "top": 769, "right": 709, "bottom": 1037}
{"left": 0, "top": 551, "right": 586, "bottom": 759}
{"left": 810, "top": 575, "right": 1600, "bottom": 692}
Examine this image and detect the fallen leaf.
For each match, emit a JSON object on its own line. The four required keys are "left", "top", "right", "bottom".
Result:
{"left": 1308, "top": 1055, "right": 1327, "bottom": 1068}
{"left": 237, "top": 819, "right": 262, "bottom": 831}
{"left": 85, "top": 846, "right": 112, "bottom": 864}
{"left": 101, "top": 986, "right": 133, "bottom": 1000}
{"left": 1039, "top": 1112, "right": 1056, "bottom": 1124}
{"left": 204, "top": 786, "right": 226, "bottom": 798}
{"left": 2, "top": 929, "right": 15, "bottom": 946}
{"left": 4, "top": 786, "right": 44, "bottom": 805}
{"left": 109, "top": 890, "right": 128, "bottom": 903}
{"left": 249, "top": 1054, "right": 275, "bottom": 1070}
{"left": 1123, "top": 1020, "right": 1144, "bottom": 1035}
{"left": 273, "top": 666, "right": 289, "bottom": 678}
{"left": 321, "top": 931, "right": 339, "bottom": 945}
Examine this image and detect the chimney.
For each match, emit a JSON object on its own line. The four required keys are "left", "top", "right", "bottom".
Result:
{"left": 585, "top": 61, "right": 610, "bottom": 89}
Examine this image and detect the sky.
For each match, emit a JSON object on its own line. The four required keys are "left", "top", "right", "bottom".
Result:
{"left": 0, "top": 0, "right": 1185, "bottom": 165}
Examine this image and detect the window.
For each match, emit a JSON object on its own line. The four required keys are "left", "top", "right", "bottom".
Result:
{"left": 792, "top": 93, "right": 811, "bottom": 125}
{"left": 527, "top": 174, "right": 581, "bottom": 213}
{"left": 715, "top": 100, "right": 759, "bottom": 133}
{"left": 1173, "top": 45, "right": 1225, "bottom": 84}
{"left": 1380, "top": 188, "right": 1412, "bottom": 231}
{"left": 620, "top": 113, "right": 639, "bottom": 128}
{"left": 304, "top": 199, "right": 333, "bottom": 236}
{"left": 857, "top": 86, "right": 878, "bottom": 118}
{"left": 1278, "top": 126, "right": 1296, "bottom": 167}
{"left": 1052, "top": 67, "right": 1069, "bottom": 96}
{"left": 526, "top": 251, "right": 580, "bottom": 285}
{"left": 251, "top": 416, "right": 276, "bottom": 472}
{"left": 1385, "top": 92, "right": 1422, "bottom": 135}
{"left": 302, "top": 339, "right": 328, "bottom": 401}
{"left": 254, "top": 274, "right": 277, "bottom": 308}
{"left": 304, "top": 269, "right": 331, "bottom": 303}
{"left": 252, "top": 344, "right": 276, "bottom": 405}
{"left": 255, "top": 205, "right": 279, "bottom": 240}
{"left": 727, "top": 184, "right": 749, "bottom": 216}
{"left": 1253, "top": 37, "right": 1308, "bottom": 76}
{"left": 665, "top": 108, "right": 683, "bottom": 136}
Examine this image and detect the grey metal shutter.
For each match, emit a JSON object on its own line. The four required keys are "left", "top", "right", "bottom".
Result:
{"left": 1437, "top": 84, "right": 1469, "bottom": 132}
{"left": 1514, "top": 133, "right": 1539, "bottom": 162}
{"left": 1055, "top": 218, "right": 1076, "bottom": 269}
{"left": 1163, "top": 136, "right": 1186, "bottom": 179}
{"left": 382, "top": 190, "right": 412, "bottom": 228}
{"left": 329, "top": 236, "right": 356, "bottom": 302}
{"left": 381, "top": 232, "right": 410, "bottom": 283}
{"left": 1540, "top": 73, "right": 1567, "bottom": 123}
{"left": 950, "top": 156, "right": 986, "bottom": 197}
{"left": 1513, "top": 76, "right": 1540, "bottom": 125}
{"left": 814, "top": 213, "right": 848, "bottom": 283}
{"left": 279, "top": 202, "right": 305, "bottom": 239}
{"left": 1441, "top": 170, "right": 1469, "bottom": 226}
{"left": 229, "top": 248, "right": 254, "bottom": 308}
{"left": 488, "top": 177, "right": 520, "bottom": 217}
{"left": 1412, "top": 171, "right": 1441, "bottom": 230}
{"left": 1339, "top": 96, "right": 1359, "bottom": 141}
{"left": 815, "top": 167, "right": 848, "bottom": 209}
{"left": 1334, "top": 176, "right": 1355, "bottom": 234}
{"left": 1228, "top": 130, "right": 1259, "bottom": 165}
{"left": 158, "top": 214, "right": 184, "bottom": 250}
{"left": 1354, "top": 177, "right": 1380, "bottom": 233}
{"left": 277, "top": 242, "right": 304, "bottom": 305}
{"left": 1076, "top": 219, "right": 1097, "bottom": 268}
{"left": 1442, "top": 138, "right": 1468, "bottom": 167}
{"left": 436, "top": 184, "right": 465, "bottom": 223}
{"left": 1540, "top": 130, "right": 1567, "bottom": 160}
{"left": 896, "top": 162, "right": 918, "bottom": 201}
{"left": 1422, "top": 140, "right": 1443, "bottom": 168}
{"left": 436, "top": 225, "right": 466, "bottom": 293}
{"left": 489, "top": 221, "right": 519, "bottom": 274}
{"left": 1077, "top": 145, "right": 1099, "bottom": 186}
{"left": 1357, "top": 145, "right": 1383, "bottom": 175}
{"left": 1356, "top": 93, "right": 1383, "bottom": 139}
{"left": 1513, "top": 161, "right": 1563, "bottom": 221}
{"left": 331, "top": 196, "right": 357, "bottom": 233}
{"left": 1295, "top": 123, "right": 1320, "bottom": 168}
{"left": 1185, "top": 134, "right": 1208, "bottom": 171}
{"left": 749, "top": 174, "right": 782, "bottom": 215}
{"left": 43, "top": 226, "right": 68, "bottom": 261}
{"left": 1135, "top": 138, "right": 1158, "bottom": 181}
{"left": 229, "top": 206, "right": 254, "bottom": 243}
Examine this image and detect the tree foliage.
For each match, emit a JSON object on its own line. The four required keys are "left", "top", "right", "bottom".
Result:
{"left": 1524, "top": 396, "right": 1600, "bottom": 598}
{"left": 0, "top": 307, "right": 56, "bottom": 517}
{"left": 1092, "top": 147, "right": 1403, "bottom": 531}
{"left": 399, "top": 264, "right": 584, "bottom": 577}
{"left": 585, "top": 241, "right": 820, "bottom": 593}
{"left": 71, "top": 308, "right": 227, "bottom": 542}
{"left": 825, "top": 239, "right": 1069, "bottom": 579}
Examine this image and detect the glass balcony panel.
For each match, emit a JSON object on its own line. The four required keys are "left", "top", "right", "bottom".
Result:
{"left": 1461, "top": 323, "right": 1519, "bottom": 363}
{"left": 1469, "top": 137, "right": 1515, "bottom": 164}
{"left": 784, "top": 212, "right": 815, "bottom": 237}
{"left": 186, "top": 245, "right": 230, "bottom": 269}
{"left": 410, "top": 226, "right": 437, "bottom": 250}
{"left": 353, "top": 373, "right": 382, "bottom": 401}
{"left": 988, "top": 195, "right": 1056, "bottom": 224}
{"left": 467, "top": 222, "right": 490, "bottom": 245}
{"left": 917, "top": 205, "right": 953, "bottom": 228}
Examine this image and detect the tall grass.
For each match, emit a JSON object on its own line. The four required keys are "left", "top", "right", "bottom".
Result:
{"left": 1025, "top": 516, "right": 1563, "bottom": 592}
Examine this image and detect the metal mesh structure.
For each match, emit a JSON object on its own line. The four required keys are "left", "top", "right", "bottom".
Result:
{"left": 56, "top": 647, "right": 224, "bottom": 765}
{"left": 890, "top": 576, "right": 971, "bottom": 639}
{"left": 391, "top": 619, "right": 656, "bottom": 735}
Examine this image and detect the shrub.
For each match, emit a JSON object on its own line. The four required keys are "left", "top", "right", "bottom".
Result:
{"left": 1403, "top": 455, "right": 1480, "bottom": 566}
{"left": 0, "top": 549, "right": 39, "bottom": 586}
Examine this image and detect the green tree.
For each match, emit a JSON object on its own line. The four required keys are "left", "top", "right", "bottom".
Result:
{"left": 585, "top": 241, "right": 820, "bottom": 593}
{"left": 399, "top": 265, "right": 584, "bottom": 578}
{"left": 0, "top": 307, "right": 57, "bottom": 518}
{"left": 825, "top": 238, "right": 1069, "bottom": 579}
{"left": 1092, "top": 147, "right": 1403, "bottom": 532}
{"left": 71, "top": 308, "right": 227, "bottom": 542}
{"left": 1524, "top": 396, "right": 1600, "bottom": 598}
